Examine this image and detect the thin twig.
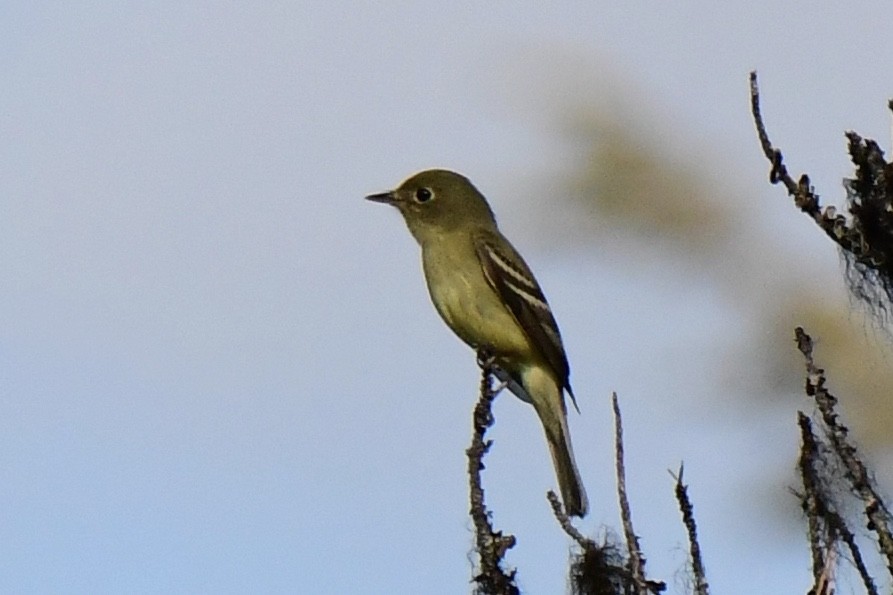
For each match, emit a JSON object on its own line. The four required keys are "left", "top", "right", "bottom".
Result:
{"left": 612, "top": 393, "right": 648, "bottom": 594}
{"left": 547, "top": 490, "right": 593, "bottom": 549}
{"left": 749, "top": 71, "right": 863, "bottom": 253}
{"left": 467, "top": 350, "right": 518, "bottom": 595}
{"left": 671, "top": 465, "right": 709, "bottom": 595}
{"left": 750, "top": 71, "right": 819, "bottom": 214}
{"left": 826, "top": 506, "right": 879, "bottom": 595}
{"left": 797, "top": 412, "right": 827, "bottom": 586}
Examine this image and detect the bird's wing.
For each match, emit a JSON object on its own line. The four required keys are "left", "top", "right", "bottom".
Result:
{"left": 474, "top": 234, "right": 577, "bottom": 410}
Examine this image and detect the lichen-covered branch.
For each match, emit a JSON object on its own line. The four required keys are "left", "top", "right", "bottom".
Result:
{"left": 750, "top": 71, "right": 865, "bottom": 252}
{"left": 795, "top": 372, "right": 879, "bottom": 595}
{"left": 796, "top": 412, "right": 828, "bottom": 586}
{"left": 467, "top": 350, "right": 518, "bottom": 595}
{"left": 794, "top": 327, "right": 893, "bottom": 580}
{"left": 751, "top": 71, "right": 893, "bottom": 312}
{"left": 671, "top": 466, "right": 709, "bottom": 595}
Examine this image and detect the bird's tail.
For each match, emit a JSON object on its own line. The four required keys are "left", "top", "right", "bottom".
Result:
{"left": 544, "top": 410, "right": 588, "bottom": 517}
{"left": 523, "top": 368, "right": 588, "bottom": 517}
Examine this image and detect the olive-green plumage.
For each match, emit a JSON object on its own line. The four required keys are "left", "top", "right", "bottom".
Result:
{"left": 366, "top": 169, "right": 588, "bottom": 517}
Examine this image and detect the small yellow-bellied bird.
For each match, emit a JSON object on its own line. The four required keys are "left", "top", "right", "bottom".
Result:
{"left": 366, "top": 169, "right": 588, "bottom": 517}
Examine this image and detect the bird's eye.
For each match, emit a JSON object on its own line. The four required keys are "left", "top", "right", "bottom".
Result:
{"left": 414, "top": 187, "right": 433, "bottom": 203}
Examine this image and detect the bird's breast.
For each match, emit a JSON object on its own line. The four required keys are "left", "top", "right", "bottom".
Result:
{"left": 421, "top": 240, "right": 529, "bottom": 356}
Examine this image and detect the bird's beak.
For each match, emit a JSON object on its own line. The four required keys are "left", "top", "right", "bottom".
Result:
{"left": 364, "top": 190, "right": 397, "bottom": 204}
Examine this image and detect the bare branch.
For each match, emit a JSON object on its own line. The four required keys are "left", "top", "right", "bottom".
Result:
{"left": 797, "top": 412, "right": 827, "bottom": 586}
{"left": 749, "top": 71, "right": 823, "bottom": 218}
{"left": 612, "top": 393, "right": 648, "bottom": 594}
{"left": 830, "top": 513, "right": 880, "bottom": 595}
{"left": 796, "top": 381, "right": 879, "bottom": 594}
{"left": 547, "top": 490, "right": 594, "bottom": 549}
{"left": 467, "top": 349, "right": 519, "bottom": 595}
{"left": 671, "top": 465, "right": 709, "bottom": 595}
{"left": 752, "top": 71, "right": 893, "bottom": 315}
{"left": 794, "top": 327, "right": 893, "bottom": 578}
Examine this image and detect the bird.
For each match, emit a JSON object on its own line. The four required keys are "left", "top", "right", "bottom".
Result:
{"left": 366, "top": 169, "right": 588, "bottom": 517}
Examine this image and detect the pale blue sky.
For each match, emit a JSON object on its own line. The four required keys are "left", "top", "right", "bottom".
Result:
{"left": 2, "top": 2, "right": 892, "bottom": 593}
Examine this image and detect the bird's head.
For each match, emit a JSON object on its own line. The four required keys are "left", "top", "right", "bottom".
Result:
{"left": 366, "top": 169, "right": 497, "bottom": 241}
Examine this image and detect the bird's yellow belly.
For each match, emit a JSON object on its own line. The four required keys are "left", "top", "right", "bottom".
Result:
{"left": 424, "top": 262, "right": 530, "bottom": 357}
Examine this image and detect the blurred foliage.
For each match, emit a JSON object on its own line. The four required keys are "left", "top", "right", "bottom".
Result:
{"left": 566, "top": 112, "right": 731, "bottom": 253}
